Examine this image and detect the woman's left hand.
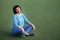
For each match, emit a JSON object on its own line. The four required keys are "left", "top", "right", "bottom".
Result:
{"left": 30, "top": 23, "right": 35, "bottom": 30}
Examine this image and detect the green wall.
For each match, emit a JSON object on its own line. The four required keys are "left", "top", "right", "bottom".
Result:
{"left": 0, "top": 0, "right": 60, "bottom": 40}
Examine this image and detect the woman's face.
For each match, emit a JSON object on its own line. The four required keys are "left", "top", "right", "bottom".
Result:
{"left": 15, "top": 7, "right": 21, "bottom": 13}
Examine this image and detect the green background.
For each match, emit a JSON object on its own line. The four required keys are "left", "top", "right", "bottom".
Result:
{"left": 0, "top": 0, "right": 60, "bottom": 40}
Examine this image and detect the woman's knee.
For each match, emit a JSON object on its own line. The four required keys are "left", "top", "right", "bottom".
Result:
{"left": 28, "top": 25, "right": 33, "bottom": 29}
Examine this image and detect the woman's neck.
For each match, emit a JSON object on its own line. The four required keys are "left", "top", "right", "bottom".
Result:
{"left": 17, "top": 13, "right": 22, "bottom": 16}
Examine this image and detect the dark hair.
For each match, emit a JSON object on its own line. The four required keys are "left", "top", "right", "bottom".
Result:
{"left": 13, "top": 5, "right": 21, "bottom": 14}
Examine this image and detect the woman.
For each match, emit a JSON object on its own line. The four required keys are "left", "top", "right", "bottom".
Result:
{"left": 12, "top": 5, "right": 35, "bottom": 37}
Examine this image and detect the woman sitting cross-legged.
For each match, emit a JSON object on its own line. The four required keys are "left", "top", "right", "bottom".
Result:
{"left": 11, "top": 5, "right": 35, "bottom": 37}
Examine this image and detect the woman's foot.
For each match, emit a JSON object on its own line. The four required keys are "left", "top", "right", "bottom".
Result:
{"left": 25, "top": 32, "right": 35, "bottom": 36}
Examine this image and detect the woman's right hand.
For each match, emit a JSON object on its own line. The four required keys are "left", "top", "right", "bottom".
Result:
{"left": 21, "top": 28, "right": 29, "bottom": 35}
{"left": 18, "top": 26, "right": 29, "bottom": 35}
{"left": 21, "top": 28, "right": 26, "bottom": 34}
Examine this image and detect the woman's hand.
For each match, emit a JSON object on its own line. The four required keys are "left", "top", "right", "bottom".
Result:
{"left": 21, "top": 28, "right": 29, "bottom": 35}
{"left": 18, "top": 26, "right": 29, "bottom": 35}
{"left": 30, "top": 23, "right": 35, "bottom": 30}
{"left": 18, "top": 26, "right": 25, "bottom": 33}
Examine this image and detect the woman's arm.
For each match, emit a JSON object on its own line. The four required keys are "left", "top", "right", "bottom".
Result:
{"left": 18, "top": 26, "right": 29, "bottom": 35}
{"left": 23, "top": 14, "right": 35, "bottom": 30}
{"left": 13, "top": 15, "right": 28, "bottom": 34}
{"left": 18, "top": 26, "right": 26, "bottom": 34}
{"left": 29, "top": 23, "right": 35, "bottom": 30}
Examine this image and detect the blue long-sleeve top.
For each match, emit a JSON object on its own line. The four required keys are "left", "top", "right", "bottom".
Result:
{"left": 13, "top": 13, "right": 30, "bottom": 29}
